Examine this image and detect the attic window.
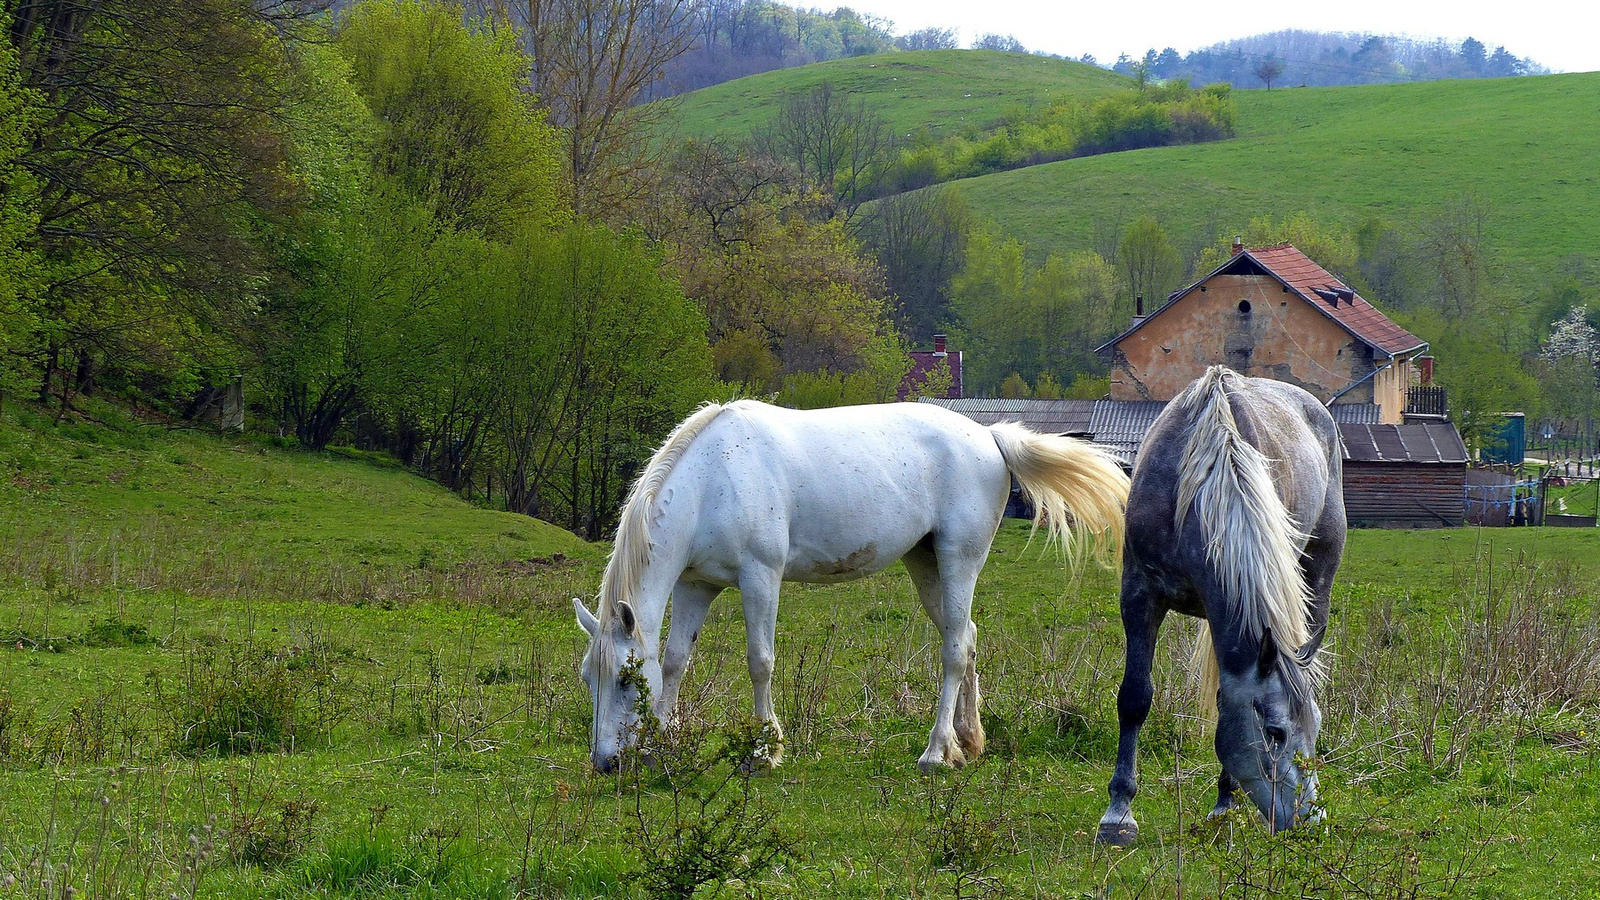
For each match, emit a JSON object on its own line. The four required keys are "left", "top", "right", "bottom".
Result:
{"left": 1238, "top": 300, "right": 1253, "bottom": 314}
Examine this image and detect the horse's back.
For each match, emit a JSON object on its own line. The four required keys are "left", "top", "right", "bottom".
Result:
{"left": 672, "top": 401, "right": 1011, "bottom": 583}
{"left": 1127, "top": 373, "right": 1341, "bottom": 575}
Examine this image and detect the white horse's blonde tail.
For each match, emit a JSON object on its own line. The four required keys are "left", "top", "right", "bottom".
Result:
{"left": 1174, "top": 367, "right": 1324, "bottom": 723}
{"left": 989, "top": 423, "right": 1130, "bottom": 568}
{"left": 1193, "top": 620, "right": 1220, "bottom": 723}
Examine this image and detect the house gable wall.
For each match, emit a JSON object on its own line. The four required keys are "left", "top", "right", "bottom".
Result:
{"left": 1110, "top": 274, "right": 1376, "bottom": 403}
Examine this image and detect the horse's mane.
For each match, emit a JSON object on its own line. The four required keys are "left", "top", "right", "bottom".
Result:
{"left": 1174, "top": 367, "right": 1326, "bottom": 721}
{"left": 596, "top": 401, "right": 731, "bottom": 634}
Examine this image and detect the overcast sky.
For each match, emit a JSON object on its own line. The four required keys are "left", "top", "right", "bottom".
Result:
{"left": 849, "top": 0, "right": 1596, "bottom": 74}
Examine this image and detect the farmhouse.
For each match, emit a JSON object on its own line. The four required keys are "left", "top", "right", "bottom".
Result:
{"left": 1100, "top": 242, "right": 1429, "bottom": 424}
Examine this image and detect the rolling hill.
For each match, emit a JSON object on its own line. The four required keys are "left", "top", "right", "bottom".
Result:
{"left": 665, "top": 49, "right": 1130, "bottom": 140}
{"left": 666, "top": 52, "right": 1600, "bottom": 277}
{"left": 951, "top": 72, "right": 1600, "bottom": 274}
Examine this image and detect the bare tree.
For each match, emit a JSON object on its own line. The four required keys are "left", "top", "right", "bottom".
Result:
{"left": 752, "top": 80, "right": 890, "bottom": 219}
{"left": 475, "top": 0, "right": 702, "bottom": 217}
{"left": 860, "top": 190, "right": 971, "bottom": 343}
{"left": 896, "top": 27, "right": 958, "bottom": 51}
{"left": 971, "top": 33, "right": 1026, "bottom": 53}
{"left": 1254, "top": 55, "right": 1285, "bottom": 90}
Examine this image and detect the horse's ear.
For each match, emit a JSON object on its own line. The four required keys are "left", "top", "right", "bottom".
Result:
{"left": 574, "top": 599, "right": 600, "bottom": 639}
{"left": 617, "top": 600, "right": 638, "bottom": 636}
{"left": 1257, "top": 629, "right": 1278, "bottom": 677}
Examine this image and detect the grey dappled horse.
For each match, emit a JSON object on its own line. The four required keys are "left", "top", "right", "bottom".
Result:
{"left": 1097, "top": 367, "right": 1345, "bottom": 844}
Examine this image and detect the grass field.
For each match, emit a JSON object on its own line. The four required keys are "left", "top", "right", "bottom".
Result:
{"left": 664, "top": 50, "right": 1130, "bottom": 141}
{"left": 2, "top": 410, "right": 1599, "bottom": 898}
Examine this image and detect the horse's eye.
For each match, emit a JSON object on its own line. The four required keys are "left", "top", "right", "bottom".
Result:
{"left": 1265, "top": 724, "right": 1288, "bottom": 745}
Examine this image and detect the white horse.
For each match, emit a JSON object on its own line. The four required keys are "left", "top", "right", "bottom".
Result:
{"left": 575, "top": 399, "right": 1129, "bottom": 774}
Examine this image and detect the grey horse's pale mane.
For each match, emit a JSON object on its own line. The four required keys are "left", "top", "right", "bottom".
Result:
{"left": 595, "top": 401, "right": 731, "bottom": 637}
{"left": 1175, "top": 367, "right": 1326, "bottom": 721}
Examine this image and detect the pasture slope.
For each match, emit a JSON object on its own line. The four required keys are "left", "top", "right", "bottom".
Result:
{"left": 665, "top": 49, "right": 1130, "bottom": 140}
{"left": 954, "top": 72, "right": 1600, "bottom": 273}
{"left": 1, "top": 408, "right": 1599, "bottom": 897}
{"left": 668, "top": 50, "right": 1600, "bottom": 274}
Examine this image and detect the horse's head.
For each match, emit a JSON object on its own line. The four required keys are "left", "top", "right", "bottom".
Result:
{"left": 1214, "top": 632, "right": 1322, "bottom": 832}
{"left": 574, "top": 598, "right": 660, "bottom": 773}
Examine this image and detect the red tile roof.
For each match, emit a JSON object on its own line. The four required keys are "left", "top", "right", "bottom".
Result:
{"left": 1241, "top": 245, "right": 1426, "bottom": 357}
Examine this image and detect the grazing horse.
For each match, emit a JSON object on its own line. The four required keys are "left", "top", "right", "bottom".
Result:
{"left": 1096, "top": 367, "right": 1344, "bottom": 844}
{"left": 575, "top": 399, "right": 1129, "bottom": 775}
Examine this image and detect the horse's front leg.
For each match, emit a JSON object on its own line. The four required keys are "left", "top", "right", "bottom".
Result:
{"left": 1208, "top": 770, "right": 1242, "bottom": 820}
{"left": 1098, "top": 573, "right": 1166, "bottom": 846}
{"left": 738, "top": 566, "right": 785, "bottom": 768}
{"left": 658, "top": 579, "right": 720, "bottom": 726}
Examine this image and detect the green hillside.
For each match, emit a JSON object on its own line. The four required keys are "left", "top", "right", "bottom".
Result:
{"left": 667, "top": 49, "right": 1131, "bottom": 140}
{"left": 949, "top": 73, "right": 1600, "bottom": 273}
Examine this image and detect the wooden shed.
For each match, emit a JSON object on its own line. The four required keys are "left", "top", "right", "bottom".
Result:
{"left": 1338, "top": 422, "right": 1468, "bottom": 528}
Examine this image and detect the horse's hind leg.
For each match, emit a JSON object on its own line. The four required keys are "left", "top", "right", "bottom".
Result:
{"left": 905, "top": 545, "right": 984, "bottom": 762}
{"left": 738, "top": 565, "right": 785, "bottom": 768}
{"left": 1097, "top": 567, "right": 1167, "bottom": 845}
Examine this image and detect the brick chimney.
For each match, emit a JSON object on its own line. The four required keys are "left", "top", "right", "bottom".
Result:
{"left": 1231, "top": 235, "right": 1244, "bottom": 256}
{"left": 933, "top": 333, "right": 947, "bottom": 357}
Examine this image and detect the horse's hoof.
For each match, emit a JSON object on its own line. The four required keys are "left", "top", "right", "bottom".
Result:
{"left": 917, "top": 750, "right": 965, "bottom": 775}
{"left": 1095, "top": 822, "right": 1138, "bottom": 846}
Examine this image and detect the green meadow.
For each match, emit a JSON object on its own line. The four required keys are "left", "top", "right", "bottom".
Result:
{"left": 665, "top": 50, "right": 1129, "bottom": 140}
{"left": 951, "top": 73, "right": 1600, "bottom": 271}
{"left": 2, "top": 411, "right": 1599, "bottom": 897}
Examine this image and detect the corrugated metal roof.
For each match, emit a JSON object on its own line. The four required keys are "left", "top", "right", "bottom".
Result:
{"left": 919, "top": 398, "right": 1096, "bottom": 434}
{"left": 1089, "top": 400, "right": 1168, "bottom": 467}
{"left": 1328, "top": 403, "right": 1381, "bottom": 424}
{"left": 1339, "top": 422, "right": 1468, "bottom": 463}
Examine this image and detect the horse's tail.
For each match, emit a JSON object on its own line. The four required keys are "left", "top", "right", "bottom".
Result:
{"left": 1175, "top": 367, "right": 1322, "bottom": 722}
{"left": 989, "top": 423, "right": 1129, "bottom": 567}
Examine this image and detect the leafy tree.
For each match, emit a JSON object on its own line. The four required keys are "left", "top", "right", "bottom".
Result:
{"left": 8, "top": 0, "right": 313, "bottom": 409}
{"left": 998, "top": 373, "right": 1031, "bottom": 399}
{"left": 659, "top": 140, "right": 897, "bottom": 391}
{"left": 1193, "top": 213, "right": 1357, "bottom": 280}
{"left": 0, "top": 27, "right": 41, "bottom": 404}
{"left": 337, "top": 0, "right": 567, "bottom": 235}
{"left": 951, "top": 227, "right": 1120, "bottom": 394}
{"left": 472, "top": 0, "right": 699, "bottom": 217}
{"left": 1540, "top": 306, "right": 1599, "bottom": 426}
{"left": 1117, "top": 217, "right": 1181, "bottom": 313}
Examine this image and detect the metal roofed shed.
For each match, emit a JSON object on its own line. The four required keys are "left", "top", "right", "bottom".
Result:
{"left": 1338, "top": 422, "right": 1468, "bottom": 528}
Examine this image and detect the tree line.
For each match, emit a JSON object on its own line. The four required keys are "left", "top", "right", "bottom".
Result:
{"left": 1, "top": 0, "right": 910, "bottom": 537}
{"left": 1115, "top": 31, "right": 1546, "bottom": 90}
